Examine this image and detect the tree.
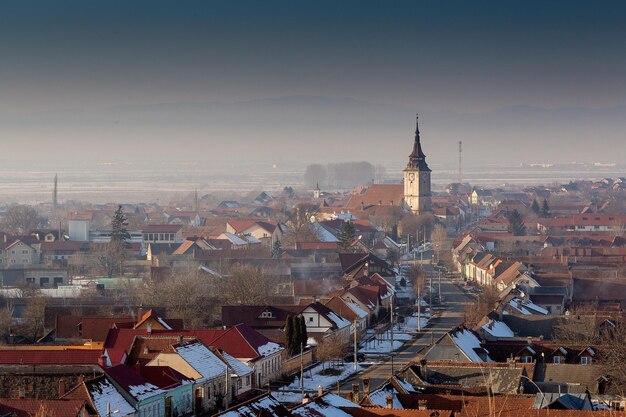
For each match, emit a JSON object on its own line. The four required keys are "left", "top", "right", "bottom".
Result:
{"left": 316, "top": 333, "right": 347, "bottom": 369}
{"left": 337, "top": 221, "right": 356, "bottom": 252}
{"left": 282, "top": 186, "right": 295, "bottom": 198}
{"left": 293, "top": 316, "right": 303, "bottom": 355}
{"left": 285, "top": 315, "right": 296, "bottom": 355}
{"left": 541, "top": 199, "right": 551, "bottom": 218}
{"left": 463, "top": 286, "right": 500, "bottom": 328}
{"left": 304, "top": 164, "right": 327, "bottom": 189}
{"left": 96, "top": 242, "right": 126, "bottom": 277}
{"left": 20, "top": 295, "right": 48, "bottom": 342}
{"left": 282, "top": 206, "right": 319, "bottom": 247}
{"left": 139, "top": 263, "right": 220, "bottom": 328}
{"left": 298, "top": 315, "right": 308, "bottom": 351}
{"left": 531, "top": 199, "right": 541, "bottom": 216}
{"left": 216, "top": 264, "right": 280, "bottom": 305}
{"left": 111, "top": 205, "right": 131, "bottom": 243}
{"left": 272, "top": 238, "right": 282, "bottom": 259}
{"left": 2, "top": 204, "right": 46, "bottom": 233}
{"left": 431, "top": 224, "right": 448, "bottom": 262}
{"left": 506, "top": 209, "right": 526, "bottom": 236}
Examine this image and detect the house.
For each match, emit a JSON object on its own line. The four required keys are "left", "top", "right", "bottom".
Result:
{"left": 217, "top": 394, "right": 290, "bottom": 417}
{"left": 216, "top": 232, "right": 261, "bottom": 248}
{"left": 300, "top": 302, "right": 351, "bottom": 343}
{"left": 63, "top": 374, "right": 136, "bottom": 417}
{"left": 164, "top": 211, "right": 203, "bottom": 226}
{"left": 142, "top": 224, "right": 183, "bottom": 244}
{"left": 422, "top": 327, "right": 493, "bottom": 363}
{"left": 148, "top": 340, "right": 232, "bottom": 413}
{"left": 40, "top": 241, "right": 88, "bottom": 262}
{"left": 104, "top": 364, "right": 194, "bottom": 417}
{"left": 336, "top": 285, "right": 381, "bottom": 323}
{"left": 0, "top": 237, "right": 41, "bottom": 268}
{"left": 324, "top": 296, "right": 368, "bottom": 335}
{"left": 225, "top": 220, "right": 277, "bottom": 243}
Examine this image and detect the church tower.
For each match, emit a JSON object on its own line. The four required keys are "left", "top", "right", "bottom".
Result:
{"left": 403, "top": 114, "right": 431, "bottom": 214}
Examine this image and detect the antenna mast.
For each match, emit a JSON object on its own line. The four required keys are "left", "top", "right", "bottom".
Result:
{"left": 458, "top": 141, "right": 463, "bottom": 184}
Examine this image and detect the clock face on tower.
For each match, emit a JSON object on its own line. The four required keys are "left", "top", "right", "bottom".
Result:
{"left": 408, "top": 173, "right": 415, "bottom": 181}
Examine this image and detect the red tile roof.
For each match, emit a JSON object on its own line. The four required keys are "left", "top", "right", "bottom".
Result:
{"left": 0, "top": 399, "right": 89, "bottom": 417}
{"left": 0, "top": 349, "right": 102, "bottom": 365}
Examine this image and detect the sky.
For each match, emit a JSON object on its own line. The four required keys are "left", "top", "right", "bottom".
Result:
{"left": 1, "top": 1, "right": 625, "bottom": 167}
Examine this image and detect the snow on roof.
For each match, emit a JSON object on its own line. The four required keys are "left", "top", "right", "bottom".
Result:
{"left": 450, "top": 329, "right": 493, "bottom": 362}
{"left": 558, "top": 347, "right": 568, "bottom": 355}
{"left": 395, "top": 377, "right": 417, "bottom": 393}
{"left": 507, "top": 299, "right": 532, "bottom": 315}
{"left": 310, "top": 222, "right": 339, "bottom": 242}
{"left": 326, "top": 311, "right": 351, "bottom": 330}
{"left": 219, "top": 395, "right": 287, "bottom": 417}
{"left": 481, "top": 320, "right": 515, "bottom": 338}
{"left": 89, "top": 378, "right": 135, "bottom": 417}
{"left": 222, "top": 351, "right": 254, "bottom": 377}
{"left": 176, "top": 342, "right": 227, "bottom": 382}
{"left": 346, "top": 302, "right": 368, "bottom": 319}
{"left": 509, "top": 298, "right": 549, "bottom": 315}
{"left": 128, "top": 382, "right": 163, "bottom": 401}
{"left": 525, "top": 346, "right": 537, "bottom": 355}
{"left": 368, "top": 387, "right": 403, "bottom": 409}
{"left": 219, "top": 232, "right": 248, "bottom": 246}
{"left": 156, "top": 317, "right": 173, "bottom": 330}
{"left": 521, "top": 299, "right": 549, "bottom": 315}
{"left": 243, "top": 235, "right": 261, "bottom": 244}
{"left": 291, "top": 393, "right": 359, "bottom": 417}
{"left": 257, "top": 341, "right": 283, "bottom": 357}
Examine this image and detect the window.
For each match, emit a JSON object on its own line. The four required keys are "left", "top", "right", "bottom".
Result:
{"left": 553, "top": 356, "right": 563, "bottom": 364}
{"left": 22, "top": 250, "right": 28, "bottom": 254}
{"left": 40, "top": 277, "right": 49, "bottom": 287}
{"left": 246, "top": 375, "right": 250, "bottom": 386}
{"left": 309, "top": 317, "right": 313, "bottom": 322}
{"left": 581, "top": 356, "right": 592, "bottom": 365}
{"left": 520, "top": 355, "right": 533, "bottom": 363}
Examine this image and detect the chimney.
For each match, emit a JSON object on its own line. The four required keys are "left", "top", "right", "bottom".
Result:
{"left": 363, "top": 377, "right": 370, "bottom": 395}
{"left": 59, "top": 379, "right": 66, "bottom": 397}
{"left": 177, "top": 335, "right": 183, "bottom": 345}
{"left": 136, "top": 307, "right": 143, "bottom": 324}
{"left": 346, "top": 392, "right": 354, "bottom": 402}
{"left": 352, "top": 383, "right": 360, "bottom": 403}
{"left": 385, "top": 395, "right": 393, "bottom": 409}
{"left": 78, "top": 375, "right": 85, "bottom": 384}
{"left": 98, "top": 355, "right": 107, "bottom": 368}
{"left": 18, "top": 387, "right": 25, "bottom": 399}
{"left": 147, "top": 322, "right": 152, "bottom": 335}
{"left": 301, "top": 393, "right": 311, "bottom": 404}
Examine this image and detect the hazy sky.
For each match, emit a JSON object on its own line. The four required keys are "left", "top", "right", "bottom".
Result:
{"left": 1, "top": 1, "right": 625, "bottom": 166}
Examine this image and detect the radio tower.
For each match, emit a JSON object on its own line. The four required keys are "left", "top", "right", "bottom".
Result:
{"left": 53, "top": 174, "right": 58, "bottom": 210}
{"left": 458, "top": 141, "right": 463, "bottom": 184}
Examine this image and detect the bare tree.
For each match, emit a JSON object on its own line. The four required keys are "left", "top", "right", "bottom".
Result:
{"left": 431, "top": 224, "right": 448, "bottom": 262}
{"left": 20, "top": 295, "right": 48, "bottom": 342}
{"left": 96, "top": 242, "right": 126, "bottom": 277}
{"left": 316, "top": 333, "right": 348, "bottom": 370}
{"left": 140, "top": 263, "right": 220, "bottom": 328}
{"left": 0, "top": 302, "right": 14, "bottom": 341}
{"left": 2, "top": 204, "right": 47, "bottom": 233}
{"left": 217, "top": 264, "right": 280, "bottom": 305}
{"left": 463, "top": 286, "right": 500, "bottom": 328}
{"left": 281, "top": 206, "right": 319, "bottom": 247}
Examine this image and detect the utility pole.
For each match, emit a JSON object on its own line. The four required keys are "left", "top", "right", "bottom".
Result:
{"left": 300, "top": 342, "right": 304, "bottom": 399}
{"left": 353, "top": 319, "right": 358, "bottom": 371}
{"left": 390, "top": 292, "right": 394, "bottom": 374}
{"left": 438, "top": 270, "right": 442, "bottom": 301}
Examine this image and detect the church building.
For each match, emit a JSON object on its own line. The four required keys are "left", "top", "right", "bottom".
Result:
{"left": 345, "top": 114, "right": 432, "bottom": 215}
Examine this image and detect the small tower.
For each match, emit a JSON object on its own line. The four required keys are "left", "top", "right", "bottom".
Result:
{"left": 313, "top": 181, "right": 321, "bottom": 199}
{"left": 403, "top": 114, "right": 431, "bottom": 214}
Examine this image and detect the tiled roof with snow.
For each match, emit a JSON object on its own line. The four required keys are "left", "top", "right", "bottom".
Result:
{"left": 222, "top": 351, "right": 254, "bottom": 377}
{"left": 176, "top": 341, "right": 227, "bottom": 382}
{"left": 325, "top": 311, "right": 351, "bottom": 330}
{"left": 219, "top": 395, "right": 289, "bottom": 417}
{"left": 481, "top": 320, "right": 515, "bottom": 338}
{"left": 450, "top": 329, "right": 493, "bottom": 363}
{"left": 89, "top": 377, "right": 136, "bottom": 417}
{"left": 257, "top": 341, "right": 283, "bottom": 357}
{"left": 346, "top": 302, "right": 368, "bottom": 319}
{"left": 508, "top": 298, "right": 549, "bottom": 315}
{"left": 291, "top": 393, "right": 359, "bottom": 417}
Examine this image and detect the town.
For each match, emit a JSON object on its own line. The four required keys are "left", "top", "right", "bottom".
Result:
{"left": 0, "top": 115, "right": 624, "bottom": 417}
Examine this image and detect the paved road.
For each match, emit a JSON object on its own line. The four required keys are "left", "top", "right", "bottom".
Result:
{"left": 339, "top": 268, "right": 473, "bottom": 393}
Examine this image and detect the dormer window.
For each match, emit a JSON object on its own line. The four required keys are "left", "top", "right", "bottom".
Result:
{"left": 581, "top": 356, "right": 592, "bottom": 365}
{"left": 553, "top": 356, "right": 563, "bottom": 364}
{"left": 260, "top": 311, "right": 274, "bottom": 319}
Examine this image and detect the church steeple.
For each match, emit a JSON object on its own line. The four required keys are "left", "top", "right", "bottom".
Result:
{"left": 407, "top": 114, "right": 431, "bottom": 171}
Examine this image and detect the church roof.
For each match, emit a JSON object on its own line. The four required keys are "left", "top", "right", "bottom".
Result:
{"left": 345, "top": 184, "right": 403, "bottom": 210}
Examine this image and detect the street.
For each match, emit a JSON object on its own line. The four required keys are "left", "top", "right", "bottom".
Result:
{"left": 339, "top": 268, "right": 473, "bottom": 392}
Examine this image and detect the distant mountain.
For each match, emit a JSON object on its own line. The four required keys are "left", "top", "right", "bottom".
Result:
{"left": 3, "top": 96, "right": 625, "bottom": 166}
